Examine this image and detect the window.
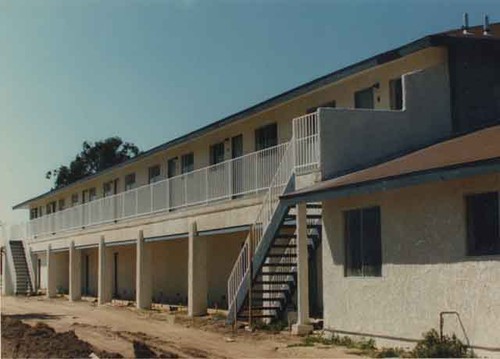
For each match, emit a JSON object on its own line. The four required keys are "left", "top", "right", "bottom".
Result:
{"left": 181, "top": 153, "right": 194, "bottom": 174}
{"left": 58, "top": 199, "right": 65, "bottom": 211}
{"left": 46, "top": 201, "right": 56, "bottom": 214}
{"left": 390, "top": 78, "right": 403, "bottom": 110}
{"left": 125, "top": 173, "right": 136, "bottom": 191}
{"left": 231, "top": 135, "right": 243, "bottom": 159}
{"left": 307, "top": 100, "right": 336, "bottom": 114}
{"left": 103, "top": 181, "right": 113, "bottom": 197}
{"left": 255, "top": 123, "right": 278, "bottom": 151}
{"left": 89, "top": 188, "right": 97, "bottom": 202}
{"left": 354, "top": 87, "right": 374, "bottom": 109}
{"left": 71, "top": 194, "right": 79, "bottom": 206}
{"left": 167, "top": 158, "right": 178, "bottom": 178}
{"left": 466, "top": 192, "right": 500, "bottom": 256}
{"left": 38, "top": 206, "right": 43, "bottom": 217}
{"left": 344, "top": 206, "right": 382, "bottom": 277}
{"left": 30, "top": 208, "right": 38, "bottom": 220}
{"left": 209, "top": 142, "right": 225, "bottom": 165}
{"left": 148, "top": 165, "right": 161, "bottom": 183}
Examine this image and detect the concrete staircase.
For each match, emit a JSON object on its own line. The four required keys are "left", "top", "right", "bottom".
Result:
{"left": 236, "top": 203, "right": 322, "bottom": 322}
{"left": 8, "top": 240, "right": 34, "bottom": 295}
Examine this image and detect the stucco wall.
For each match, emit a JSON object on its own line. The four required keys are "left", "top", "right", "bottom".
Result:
{"left": 81, "top": 248, "right": 98, "bottom": 297}
{"left": 53, "top": 251, "right": 69, "bottom": 294}
{"left": 319, "top": 64, "right": 452, "bottom": 178}
{"left": 322, "top": 173, "right": 500, "bottom": 351}
{"left": 109, "top": 244, "right": 136, "bottom": 300}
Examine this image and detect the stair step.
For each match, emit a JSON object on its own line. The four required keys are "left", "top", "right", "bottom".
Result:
{"left": 281, "top": 223, "right": 320, "bottom": 229}
{"left": 238, "top": 314, "right": 276, "bottom": 319}
{"left": 271, "top": 244, "right": 296, "bottom": 249}
{"left": 262, "top": 263, "right": 295, "bottom": 267}
{"left": 254, "top": 280, "right": 293, "bottom": 285}
{"left": 242, "top": 306, "right": 281, "bottom": 311}
{"left": 267, "top": 254, "right": 296, "bottom": 258}
{"left": 259, "top": 271, "right": 296, "bottom": 275}
{"left": 306, "top": 203, "right": 322, "bottom": 209}
{"left": 274, "top": 233, "right": 296, "bottom": 239}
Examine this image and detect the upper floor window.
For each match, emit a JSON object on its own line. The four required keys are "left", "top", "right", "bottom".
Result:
{"left": 344, "top": 206, "right": 382, "bottom": 277}
{"left": 181, "top": 153, "right": 194, "bottom": 174}
{"left": 210, "top": 142, "right": 225, "bottom": 165}
{"left": 167, "top": 158, "right": 178, "bottom": 178}
{"left": 255, "top": 123, "right": 278, "bottom": 151}
{"left": 125, "top": 173, "right": 136, "bottom": 191}
{"left": 103, "top": 181, "right": 113, "bottom": 197}
{"left": 89, "top": 188, "right": 97, "bottom": 202}
{"left": 148, "top": 165, "right": 161, "bottom": 183}
{"left": 58, "top": 199, "right": 65, "bottom": 211}
{"left": 38, "top": 206, "right": 43, "bottom": 217}
{"left": 466, "top": 192, "right": 500, "bottom": 256}
{"left": 354, "top": 87, "right": 375, "bottom": 109}
{"left": 46, "top": 201, "right": 56, "bottom": 214}
{"left": 71, "top": 194, "right": 79, "bottom": 206}
{"left": 390, "top": 78, "right": 403, "bottom": 110}
{"left": 30, "top": 208, "right": 38, "bottom": 220}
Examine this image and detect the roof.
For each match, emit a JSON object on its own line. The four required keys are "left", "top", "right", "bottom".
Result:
{"left": 13, "top": 23, "right": 500, "bottom": 210}
{"left": 282, "top": 125, "right": 500, "bottom": 203}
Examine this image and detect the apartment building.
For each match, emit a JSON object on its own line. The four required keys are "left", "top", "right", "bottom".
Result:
{"left": 2, "top": 21, "right": 499, "bottom": 353}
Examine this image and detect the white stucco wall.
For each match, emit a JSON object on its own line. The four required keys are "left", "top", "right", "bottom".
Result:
{"left": 322, "top": 173, "right": 500, "bottom": 353}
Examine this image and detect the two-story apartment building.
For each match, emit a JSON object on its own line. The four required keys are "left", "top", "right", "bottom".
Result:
{"left": 2, "top": 20, "right": 499, "bottom": 354}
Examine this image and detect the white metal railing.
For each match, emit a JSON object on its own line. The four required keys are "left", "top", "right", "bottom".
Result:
{"left": 227, "top": 112, "right": 318, "bottom": 317}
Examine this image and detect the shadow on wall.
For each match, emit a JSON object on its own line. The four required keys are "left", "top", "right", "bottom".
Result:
{"left": 319, "top": 64, "right": 453, "bottom": 180}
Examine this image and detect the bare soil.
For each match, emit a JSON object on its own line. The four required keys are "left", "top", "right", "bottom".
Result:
{"left": 1, "top": 295, "right": 362, "bottom": 358}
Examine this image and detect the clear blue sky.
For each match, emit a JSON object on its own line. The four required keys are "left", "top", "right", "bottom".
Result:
{"left": 0, "top": 0, "right": 498, "bottom": 225}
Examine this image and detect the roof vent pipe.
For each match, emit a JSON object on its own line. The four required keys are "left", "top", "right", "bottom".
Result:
{"left": 462, "top": 13, "right": 472, "bottom": 35}
{"left": 483, "top": 14, "right": 491, "bottom": 35}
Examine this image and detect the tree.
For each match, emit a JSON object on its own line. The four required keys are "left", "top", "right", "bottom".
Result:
{"left": 46, "top": 137, "right": 140, "bottom": 189}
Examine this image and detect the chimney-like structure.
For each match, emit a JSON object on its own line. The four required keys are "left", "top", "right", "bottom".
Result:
{"left": 462, "top": 13, "right": 471, "bottom": 35}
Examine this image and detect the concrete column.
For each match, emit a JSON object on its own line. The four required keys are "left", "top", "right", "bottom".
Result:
{"left": 292, "top": 203, "right": 313, "bottom": 335}
{"left": 69, "top": 241, "right": 82, "bottom": 301}
{"left": 136, "top": 230, "right": 152, "bottom": 309}
{"left": 2, "top": 245, "right": 14, "bottom": 296}
{"left": 28, "top": 248, "right": 37, "bottom": 292}
{"left": 188, "top": 220, "right": 208, "bottom": 317}
{"left": 98, "top": 236, "right": 111, "bottom": 305}
{"left": 46, "top": 244, "right": 57, "bottom": 298}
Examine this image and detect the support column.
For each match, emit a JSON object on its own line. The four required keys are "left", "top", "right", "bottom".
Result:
{"left": 98, "top": 236, "right": 111, "bottom": 305}
{"left": 28, "top": 248, "right": 37, "bottom": 292}
{"left": 2, "top": 245, "right": 14, "bottom": 296}
{"left": 292, "top": 203, "right": 313, "bottom": 335}
{"left": 69, "top": 241, "right": 82, "bottom": 301}
{"left": 136, "top": 230, "right": 152, "bottom": 309}
{"left": 46, "top": 244, "right": 57, "bottom": 298}
{"left": 188, "top": 220, "right": 207, "bottom": 317}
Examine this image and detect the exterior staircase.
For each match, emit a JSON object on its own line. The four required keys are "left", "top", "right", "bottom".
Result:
{"left": 237, "top": 203, "right": 322, "bottom": 322}
{"left": 8, "top": 240, "right": 34, "bottom": 295}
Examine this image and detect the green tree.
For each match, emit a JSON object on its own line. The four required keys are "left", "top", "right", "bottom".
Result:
{"left": 46, "top": 137, "right": 140, "bottom": 189}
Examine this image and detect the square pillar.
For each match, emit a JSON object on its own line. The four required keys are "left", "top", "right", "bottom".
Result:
{"left": 46, "top": 244, "right": 57, "bottom": 298}
{"left": 69, "top": 241, "right": 82, "bottom": 301}
{"left": 292, "top": 203, "right": 313, "bottom": 335}
{"left": 98, "top": 236, "right": 112, "bottom": 305}
{"left": 28, "top": 248, "right": 37, "bottom": 292}
{"left": 136, "top": 230, "right": 152, "bottom": 309}
{"left": 2, "top": 244, "right": 14, "bottom": 296}
{"left": 188, "top": 220, "right": 207, "bottom": 317}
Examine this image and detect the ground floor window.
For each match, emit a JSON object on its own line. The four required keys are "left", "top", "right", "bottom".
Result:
{"left": 466, "top": 192, "right": 500, "bottom": 256}
{"left": 344, "top": 206, "right": 382, "bottom": 277}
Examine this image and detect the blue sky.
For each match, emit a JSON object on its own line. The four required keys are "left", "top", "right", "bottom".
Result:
{"left": 0, "top": 0, "right": 499, "bottom": 225}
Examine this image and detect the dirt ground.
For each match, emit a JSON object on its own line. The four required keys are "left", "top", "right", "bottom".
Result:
{"left": 1, "top": 295, "right": 362, "bottom": 358}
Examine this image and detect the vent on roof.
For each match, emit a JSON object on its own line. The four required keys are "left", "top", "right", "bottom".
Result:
{"left": 483, "top": 14, "right": 491, "bottom": 36}
{"left": 462, "top": 13, "right": 472, "bottom": 35}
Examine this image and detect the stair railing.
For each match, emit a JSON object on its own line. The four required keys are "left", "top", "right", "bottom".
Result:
{"left": 227, "top": 112, "right": 319, "bottom": 320}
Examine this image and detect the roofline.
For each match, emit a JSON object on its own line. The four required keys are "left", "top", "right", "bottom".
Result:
{"left": 13, "top": 26, "right": 500, "bottom": 210}
{"left": 280, "top": 158, "right": 500, "bottom": 206}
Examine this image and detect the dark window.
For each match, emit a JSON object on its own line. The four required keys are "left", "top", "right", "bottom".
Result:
{"left": 210, "top": 142, "right": 225, "bottom": 165}
{"left": 307, "top": 100, "right": 336, "bottom": 114}
{"left": 148, "top": 165, "right": 161, "bottom": 183}
{"left": 89, "top": 188, "right": 97, "bottom": 202}
{"left": 255, "top": 123, "right": 278, "bottom": 151}
{"left": 103, "top": 181, "right": 113, "bottom": 197}
{"left": 466, "top": 192, "right": 500, "bottom": 256}
{"left": 344, "top": 206, "right": 382, "bottom": 277}
{"left": 38, "top": 206, "right": 43, "bottom": 217}
{"left": 58, "top": 199, "right": 65, "bottom": 211}
{"left": 181, "top": 153, "right": 194, "bottom": 174}
{"left": 46, "top": 201, "right": 56, "bottom": 214}
{"left": 167, "top": 158, "right": 178, "bottom": 178}
{"left": 231, "top": 135, "right": 243, "bottom": 159}
{"left": 354, "top": 87, "right": 374, "bottom": 109}
{"left": 390, "top": 78, "right": 403, "bottom": 110}
{"left": 71, "top": 194, "right": 79, "bottom": 206}
{"left": 30, "top": 208, "right": 38, "bottom": 220}
{"left": 125, "top": 173, "right": 136, "bottom": 191}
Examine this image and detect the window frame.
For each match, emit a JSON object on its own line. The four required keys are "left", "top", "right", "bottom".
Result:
{"left": 209, "top": 142, "right": 225, "bottom": 166}
{"left": 354, "top": 87, "right": 375, "bottom": 109}
{"left": 343, "top": 206, "right": 382, "bottom": 277}
{"left": 389, "top": 77, "right": 403, "bottom": 110}
{"left": 148, "top": 165, "right": 161, "bottom": 184}
{"left": 71, "top": 193, "right": 79, "bottom": 207}
{"left": 465, "top": 191, "right": 500, "bottom": 256}
{"left": 181, "top": 153, "right": 194, "bottom": 174}
{"left": 255, "top": 123, "right": 278, "bottom": 152}
{"left": 124, "top": 173, "right": 136, "bottom": 191}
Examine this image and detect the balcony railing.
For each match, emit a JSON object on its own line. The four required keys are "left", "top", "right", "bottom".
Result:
{"left": 6, "top": 123, "right": 320, "bottom": 242}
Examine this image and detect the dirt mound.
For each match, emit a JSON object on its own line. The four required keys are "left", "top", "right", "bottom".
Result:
{"left": 1, "top": 315, "right": 122, "bottom": 358}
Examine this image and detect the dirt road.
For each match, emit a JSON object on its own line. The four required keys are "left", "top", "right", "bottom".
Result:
{"left": 1, "top": 296, "right": 361, "bottom": 358}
